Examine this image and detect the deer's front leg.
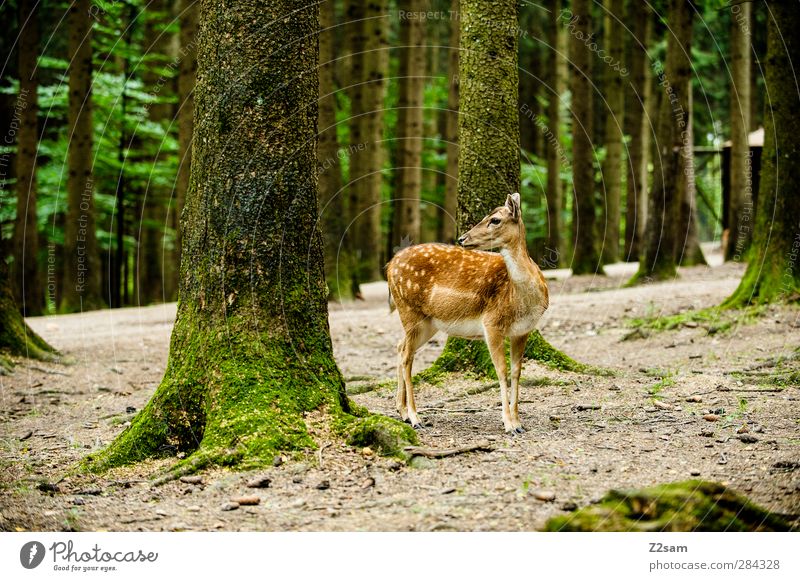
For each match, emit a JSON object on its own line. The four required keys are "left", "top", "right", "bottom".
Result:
{"left": 509, "top": 333, "right": 529, "bottom": 432}
{"left": 484, "top": 327, "right": 513, "bottom": 434}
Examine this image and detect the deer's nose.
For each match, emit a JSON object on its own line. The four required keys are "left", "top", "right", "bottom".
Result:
{"left": 456, "top": 234, "right": 467, "bottom": 246}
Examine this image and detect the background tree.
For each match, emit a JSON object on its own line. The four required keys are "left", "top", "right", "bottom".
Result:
{"left": 600, "top": 0, "right": 624, "bottom": 264}
{"left": 676, "top": 85, "right": 707, "bottom": 267}
{"left": 569, "top": 0, "right": 604, "bottom": 275}
{"left": 543, "top": 0, "right": 564, "bottom": 268}
{"left": 631, "top": 0, "right": 692, "bottom": 283}
{"left": 724, "top": 0, "right": 800, "bottom": 306}
{"left": 390, "top": 1, "right": 427, "bottom": 256}
{"left": 623, "top": 0, "right": 651, "bottom": 261}
{"left": 726, "top": 1, "right": 752, "bottom": 262}
{"left": 62, "top": 0, "right": 104, "bottom": 312}
{"left": 12, "top": 0, "right": 42, "bottom": 316}
{"left": 90, "top": 0, "right": 414, "bottom": 472}
{"left": 318, "top": 0, "right": 350, "bottom": 299}
{"left": 441, "top": 0, "right": 460, "bottom": 244}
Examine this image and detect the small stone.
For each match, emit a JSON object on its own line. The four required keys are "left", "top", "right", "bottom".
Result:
{"left": 683, "top": 321, "right": 699, "bottom": 328}
{"left": 685, "top": 395, "right": 703, "bottom": 403}
{"left": 738, "top": 434, "right": 758, "bottom": 444}
{"left": 703, "top": 414, "right": 720, "bottom": 422}
{"left": 654, "top": 400, "right": 673, "bottom": 410}
{"left": 272, "top": 456, "right": 284, "bottom": 467}
{"left": 360, "top": 477, "right": 376, "bottom": 489}
{"left": 232, "top": 496, "right": 260, "bottom": 506}
{"left": 736, "top": 425, "right": 749, "bottom": 434}
{"left": 754, "top": 425, "right": 765, "bottom": 433}
{"left": 699, "top": 430, "right": 715, "bottom": 437}
{"left": 246, "top": 475, "right": 272, "bottom": 489}
{"left": 19, "top": 430, "right": 33, "bottom": 441}
{"left": 361, "top": 447, "right": 374, "bottom": 457}
{"left": 690, "top": 469, "right": 701, "bottom": 476}
{"left": 125, "top": 406, "right": 136, "bottom": 413}
{"left": 72, "top": 497, "right": 86, "bottom": 506}
{"left": 560, "top": 501, "right": 578, "bottom": 511}
{"left": 533, "top": 491, "right": 556, "bottom": 502}
{"left": 292, "top": 476, "right": 303, "bottom": 484}
{"left": 155, "top": 509, "right": 168, "bottom": 517}
{"left": 187, "top": 505, "right": 201, "bottom": 512}
{"left": 315, "top": 480, "right": 330, "bottom": 490}
{"left": 179, "top": 475, "right": 203, "bottom": 485}
{"left": 220, "top": 502, "right": 240, "bottom": 511}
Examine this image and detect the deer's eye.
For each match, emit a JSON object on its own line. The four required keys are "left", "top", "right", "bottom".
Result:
{"left": 489, "top": 217, "right": 501, "bottom": 226}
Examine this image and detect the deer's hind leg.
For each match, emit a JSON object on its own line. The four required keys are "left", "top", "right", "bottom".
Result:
{"left": 509, "top": 333, "right": 529, "bottom": 432}
{"left": 398, "top": 317, "right": 435, "bottom": 428}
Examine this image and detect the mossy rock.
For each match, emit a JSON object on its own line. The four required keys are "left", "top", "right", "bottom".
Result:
{"left": 346, "top": 414, "right": 418, "bottom": 459}
{"left": 545, "top": 480, "right": 791, "bottom": 532}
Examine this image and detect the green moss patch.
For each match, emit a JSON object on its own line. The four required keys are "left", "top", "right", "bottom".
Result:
{"left": 545, "top": 480, "right": 791, "bottom": 531}
{"left": 627, "top": 305, "right": 766, "bottom": 336}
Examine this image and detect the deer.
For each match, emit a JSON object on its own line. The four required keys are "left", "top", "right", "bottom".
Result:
{"left": 387, "top": 193, "right": 549, "bottom": 434}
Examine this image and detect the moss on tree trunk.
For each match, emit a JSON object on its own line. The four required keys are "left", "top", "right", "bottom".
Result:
{"left": 724, "top": 0, "right": 800, "bottom": 307}
{"left": 545, "top": 480, "right": 790, "bottom": 532}
{"left": 88, "top": 0, "right": 414, "bottom": 474}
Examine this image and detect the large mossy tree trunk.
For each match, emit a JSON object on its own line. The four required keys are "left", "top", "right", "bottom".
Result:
{"left": 390, "top": 1, "right": 426, "bottom": 258}
{"left": 623, "top": 2, "right": 651, "bottom": 262}
{"left": 569, "top": 0, "right": 604, "bottom": 275}
{"left": 12, "top": 0, "right": 42, "bottom": 316}
{"left": 0, "top": 258, "right": 57, "bottom": 372}
{"left": 630, "top": 0, "right": 691, "bottom": 285}
{"left": 172, "top": 0, "right": 198, "bottom": 302}
{"left": 422, "top": 0, "right": 586, "bottom": 381}
{"left": 724, "top": 0, "right": 800, "bottom": 307}
{"left": 726, "top": 1, "right": 752, "bottom": 262}
{"left": 318, "top": 0, "right": 351, "bottom": 300}
{"left": 600, "top": 0, "right": 624, "bottom": 265}
{"left": 61, "top": 0, "right": 104, "bottom": 313}
{"left": 89, "top": 0, "right": 414, "bottom": 473}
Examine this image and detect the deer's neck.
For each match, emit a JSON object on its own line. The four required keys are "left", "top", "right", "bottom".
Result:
{"left": 499, "top": 243, "right": 536, "bottom": 286}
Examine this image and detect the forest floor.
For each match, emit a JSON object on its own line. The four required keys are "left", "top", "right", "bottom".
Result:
{"left": 1, "top": 246, "right": 799, "bottom": 531}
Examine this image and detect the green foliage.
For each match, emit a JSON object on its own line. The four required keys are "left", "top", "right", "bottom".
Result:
{"left": 628, "top": 305, "right": 766, "bottom": 335}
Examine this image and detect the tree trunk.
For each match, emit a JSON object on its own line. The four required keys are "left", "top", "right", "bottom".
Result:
{"left": 724, "top": 0, "right": 800, "bottom": 306}
{"left": 90, "top": 0, "right": 415, "bottom": 472}
{"left": 726, "top": 0, "right": 752, "bottom": 262}
{"left": 390, "top": 0, "right": 426, "bottom": 257}
{"left": 318, "top": 0, "right": 350, "bottom": 299}
{"left": 355, "top": 0, "right": 389, "bottom": 281}
{"left": 13, "top": 0, "right": 42, "bottom": 316}
{"left": 600, "top": 0, "right": 624, "bottom": 264}
{"left": 631, "top": 0, "right": 691, "bottom": 284}
{"left": 543, "top": 0, "right": 563, "bottom": 268}
{"left": 62, "top": 0, "right": 104, "bottom": 312}
{"left": 173, "top": 0, "right": 198, "bottom": 301}
{"left": 569, "top": 0, "right": 604, "bottom": 275}
{"left": 0, "top": 257, "right": 57, "bottom": 371}
{"left": 623, "top": 1, "right": 651, "bottom": 261}
{"left": 441, "top": 0, "right": 460, "bottom": 244}
{"left": 676, "top": 86, "right": 707, "bottom": 266}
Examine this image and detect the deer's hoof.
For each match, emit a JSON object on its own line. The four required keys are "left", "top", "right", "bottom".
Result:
{"left": 411, "top": 421, "right": 425, "bottom": 430}
{"left": 515, "top": 426, "right": 526, "bottom": 434}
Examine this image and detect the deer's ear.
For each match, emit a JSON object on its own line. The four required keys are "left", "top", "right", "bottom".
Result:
{"left": 506, "top": 193, "right": 521, "bottom": 219}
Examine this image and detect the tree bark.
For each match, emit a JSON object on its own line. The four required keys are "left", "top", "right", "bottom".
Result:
{"left": 356, "top": 0, "right": 389, "bottom": 281}
{"left": 318, "top": 0, "right": 350, "bottom": 299}
{"left": 13, "top": 0, "right": 42, "bottom": 316}
{"left": 62, "top": 0, "right": 104, "bottom": 312}
{"left": 543, "top": 0, "right": 563, "bottom": 268}
{"left": 725, "top": 0, "right": 800, "bottom": 306}
{"left": 90, "top": 0, "right": 415, "bottom": 472}
{"left": 623, "top": 1, "right": 651, "bottom": 261}
{"left": 441, "top": 0, "right": 460, "bottom": 244}
{"left": 726, "top": 1, "right": 752, "bottom": 262}
{"left": 390, "top": 0, "right": 426, "bottom": 257}
{"left": 632, "top": 0, "right": 692, "bottom": 283}
{"left": 173, "top": 0, "right": 198, "bottom": 301}
{"left": 568, "top": 0, "right": 604, "bottom": 275}
{"left": 600, "top": 0, "right": 624, "bottom": 264}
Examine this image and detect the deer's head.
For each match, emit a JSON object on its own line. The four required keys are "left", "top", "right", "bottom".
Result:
{"left": 457, "top": 193, "right": 523, "bottom": 251}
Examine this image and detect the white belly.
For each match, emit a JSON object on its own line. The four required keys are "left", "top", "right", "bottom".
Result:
{"left": 433, "top": 317, "right": 485, "bottom": 339}
{"left": 509, "top": 311, "right": 544, "bottom": 337}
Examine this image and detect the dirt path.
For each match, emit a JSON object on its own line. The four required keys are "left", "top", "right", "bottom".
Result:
{"left": 1, "top": 254, "right": 798, "bottom": 531}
